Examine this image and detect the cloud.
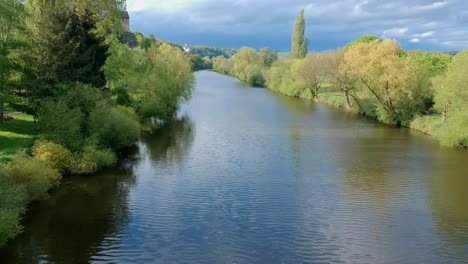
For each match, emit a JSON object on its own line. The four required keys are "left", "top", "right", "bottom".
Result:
{"left": 383, "top": 27, "right": 409, "bottom": 38}
{"left": 127, "top": 0, "right": 468, "bottom": 51}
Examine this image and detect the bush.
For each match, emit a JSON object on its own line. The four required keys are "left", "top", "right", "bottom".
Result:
{"left": 70, "top": 146, "right": 117, "bottom": 175}
{"left": 89, "top": 105, "right": 141, "bottom": 150}
{"left": 32, "top": 140, "right": 73, "bottom": 174}
{"left": 4, "top": 152, "right": 61, "bottom": 201}
{"left": 438, "top": 110, "right": 468, "bottom": 148}
{"left": 0, "top": 169, "right": 27, "bottom": 248}
{"left": 37, "top": 99, "right": 83, "bottom": 151}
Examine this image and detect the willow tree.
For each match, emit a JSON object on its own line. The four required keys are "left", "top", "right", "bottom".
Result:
{"left": 343, "top": 40, "right": 419, "bottom": 125}
{"left": 291, "top": 9, "right": 309, "bottom": 59}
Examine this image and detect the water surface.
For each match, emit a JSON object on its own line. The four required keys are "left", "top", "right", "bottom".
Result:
{"left": 1, "top": 71, "right": 467, "bottom": 263}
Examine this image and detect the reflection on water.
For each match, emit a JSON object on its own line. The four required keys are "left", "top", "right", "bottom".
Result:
{"left": 1, "top": 71, "right": 467, "bottom": 263}
{"left": 0, "top": 168, "right": 136, "bottom": 263}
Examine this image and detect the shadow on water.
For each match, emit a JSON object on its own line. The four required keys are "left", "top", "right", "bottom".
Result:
{"left": 0, "top": 167, "right": 136, "bottom": 264}
{"left": 0, "top": 116, "right": 195, "bottom": 264}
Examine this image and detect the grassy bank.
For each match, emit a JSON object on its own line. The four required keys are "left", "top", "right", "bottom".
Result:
{"left": 0, "top": 114, "right": 38, "bottom": 163}
{"left": 312, "top": 90, "right": 444, "bottom": 138}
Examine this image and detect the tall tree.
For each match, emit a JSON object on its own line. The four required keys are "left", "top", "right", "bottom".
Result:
{"left": 23, "top": 1, "right": 110, "bottom": 110}
{"left": 0, "top": 0, "right": 24, "bottom": 122}
{"left": 291, "top": 9, "right": 309, "bottom": 59}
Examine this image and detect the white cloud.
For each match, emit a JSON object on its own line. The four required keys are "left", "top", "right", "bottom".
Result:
{"left": 383, "top": 27, "right": 409, "bottom": 38}
{"left": 409, "top": 38, "right": 420, "bottom": 43}
{"left": 412, "top": 31, "right": 435, "bottom": 38}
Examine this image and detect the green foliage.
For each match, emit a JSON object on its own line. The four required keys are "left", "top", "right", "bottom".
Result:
{"left": 0, "top": 168, "right": 27, "bottom": 248}
{"left": 4, "top": 152, "right": 61, "bottom": 201}
{"left": 260, "top": 48, "right": 278, "bottom": 67}
{"left": 105, "top": 42, "right": 194, "bottom": 120}
{"left": 0, "top": 0, "right": 25, "bottom": 122}
{"left": 37, "top": 98, "right": 84, "bottom": 151}
{"left": 23, "top": 0, "right": 110, "bottom": 110}
{"left": 212, "top": 56, "right": 234, "bottom": 74}
{"left": 89, "top": 104, "right": 141, "bottom": 150}
{"left": 438, "top": 110, "right": 468, "bottom": 148}
{"left": 343, "top": 40, "right": 421, "bottom": 125}
{"left": 191, "top": 55, "right": 212, "bottom": 71}
{"left": 70, "top": 146, "right": 117, "bottom": 175}
{"left": 344, "top": 35, "right": 381, "bottom": 49}
{"left": 434, "top": 51, "right": 468, "bottom": 117}
{"left": 433, "top": 51, "right": 468, "bottom": 147}
{"left": 291, "top": 9, "right": 309, "bottom": 59}
{"left": 266, "top": 58, "right": 304, "bottom": 97}
{"left": 190, "top": 46, "right": 237, "bottom": 59}
{"left": 32, "top": 140, "right": 72, "bottom": 174}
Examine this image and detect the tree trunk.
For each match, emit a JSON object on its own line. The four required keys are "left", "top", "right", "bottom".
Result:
{"left": 343, "top": 90, "right": 352, "bottom": 111}
{"left": 314, "top": 86, "right": 318, "bottom": 100}
{"left": 442, "top": 110, "right": 447, "bottom": 124}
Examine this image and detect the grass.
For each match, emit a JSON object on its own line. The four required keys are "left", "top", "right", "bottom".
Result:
{"left": 410, "top": 114, "right": 443, "bottom": 135}
{"left": 0, "top": 114, "right": 38, "bottom": 163}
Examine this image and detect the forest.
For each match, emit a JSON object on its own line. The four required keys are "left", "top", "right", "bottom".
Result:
{"left": 0, "top": 0, "right": 193, "bottom": 246}
{"left": 212, "top": 10, "right": 467, "bottom": 149}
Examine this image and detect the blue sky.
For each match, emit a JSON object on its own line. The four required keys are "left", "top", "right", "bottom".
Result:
{"left": 127, "top": 0, "right": 468, "bottom": 51}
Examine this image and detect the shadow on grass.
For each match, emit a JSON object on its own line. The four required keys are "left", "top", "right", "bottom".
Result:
{"left": 0, "top": 115, "right": 38, "bottom": 162}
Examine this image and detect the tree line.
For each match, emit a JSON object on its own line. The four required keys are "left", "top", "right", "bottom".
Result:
{"left": 212, "top": 9, "right": 467, "bottom": 148}
{"left": 0, "top": 0, "right": 193, "bottom": 247}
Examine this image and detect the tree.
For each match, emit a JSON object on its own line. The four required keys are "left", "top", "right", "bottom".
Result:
{"left": 344, "top": 35, "right": 381, "bottom": 49}
{"left": 408, "top": 51, "right": 451, "bottom": 112}
{"left": 0, "top": 0, "right": 24, "bottom": 122}
{"left": 20, "top": 0, "right": 123, "bottom": 114}
{"left": 231, "top": 47, "right": 263, "bottom": 82}
{"left": 260, "top": 47, "right": 278, "bottom": 67}
{"left": 343, "top": 40, "right": 419, "bottom": 125}
{"left": 325, "top": 50, "right": 357, "bottom": 111}
{"left": 296, "top": 53, "right": 328, "bottom": 99}
{"left": 291, "top": 9, "right": 309, "bottom": 59}
{"left": 433, "top": 50, "right": 468, "bottom": 123}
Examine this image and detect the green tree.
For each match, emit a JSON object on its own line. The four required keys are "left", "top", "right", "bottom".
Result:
{"left": 0, "top": 0, "right": 24, "bottom": 122}
{"left": 296, "top": 53, "right": 329, "bottom": 99}
{"left": 231, "top": 47, "right": 263, "bottom": 82}
{"left": 344, "top": 40, "right": 420, "bottom": 125}
{"left": 325, "top": 50, "right": 358, "bottom": 111}
{"left": 22, "top": 0, "right": 114, "bottom": 111}
{"left": 434, "top": 50, "right": 468, "bottom": 124}
{"left": 260, "top": 47, "right": 278, "bottom": 67}
{"left": 344, "top": 35, "right": 381, "bottom": 49}
{"left": 291, "top": 9, "right": 309, "bottom": 59}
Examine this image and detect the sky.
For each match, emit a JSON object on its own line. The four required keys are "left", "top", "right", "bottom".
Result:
{"left": 126, "top": 0, "right": 468, "bottom": 52}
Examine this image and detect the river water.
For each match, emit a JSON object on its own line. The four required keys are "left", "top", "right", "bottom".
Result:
{"left": 1, "top": 71, "right": 467, "bottom": 263}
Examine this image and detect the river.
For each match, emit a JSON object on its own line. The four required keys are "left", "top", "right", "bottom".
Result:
{"left": 1, "top": 71, "right": 467, "bottom": 263}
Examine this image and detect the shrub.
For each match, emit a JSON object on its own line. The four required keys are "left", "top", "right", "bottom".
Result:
{"left": 89, "top": 105, "right": 141, "bottom": 150}
{"left": 0, "top": 169, "right": 27, "bottom": 248}
{"left": 37, "top": 99, "right": 83, "bottom": 151}
{"left": 32, "top": 140, "right": 73, "bottom": 174}
{"left": 4, "top": 152, "right": 61, "bottom": 201}
{"left": 438, "top": 110, "right": 468, "bottom": 148}
{"left": 70, "top": 146, "right": 117, "bottom": 175}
